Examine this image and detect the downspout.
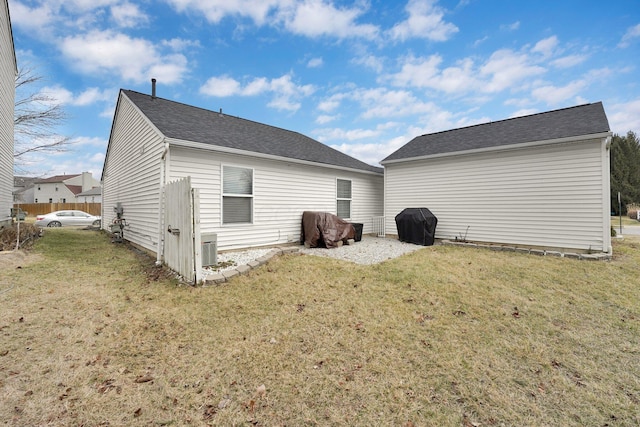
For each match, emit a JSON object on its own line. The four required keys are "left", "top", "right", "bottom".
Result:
{"left": 603, "top": 135, "right": 613, "bottom": 255}
{"left": 156, "top": 141, "right": 170, "bottom": 266}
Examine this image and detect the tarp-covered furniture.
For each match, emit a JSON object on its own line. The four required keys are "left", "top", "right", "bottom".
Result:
{"left": 302, "top": 211, "right": 356, "bottom": 248}
{"left": 395, "top": 208, "right": 438, "bottom": 246}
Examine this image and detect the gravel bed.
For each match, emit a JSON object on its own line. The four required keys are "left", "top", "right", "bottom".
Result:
{"left": 203, "top": 237, "right": 425, "bottom": 276}
{"left": 203, "top": 248, "right": 272, "bottom": 274}
{"left": 299, "top": 236, "right": 425, "bottom": 264}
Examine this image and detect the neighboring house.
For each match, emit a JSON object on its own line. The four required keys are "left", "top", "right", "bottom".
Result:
{"left": 33, "top": 172, "right": 100, "bottom": 203}
{"left": 0, "top": 0, "right": 17, "bottom": 227}
{"left": 102, "top": 89, "right": 383, "bottom": 255}
{"left": 13, "top": 175, "right": 37, "bottom": 203}
{"left": 76, "top": 186, "right": 102, "bottom": 203}
{"left": 382, "top": 102, "right": 612, "bottom": 253}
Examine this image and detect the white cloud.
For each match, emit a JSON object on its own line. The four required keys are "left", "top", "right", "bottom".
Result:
{"left": 162, "top": 38, "right": 201, "bottom": 51}
{"left": 351, "top": 87, "right": 440, "bottom": 119}
{"left": 387, "top": 54, "right": 477, "bottom": 93}
{"left": 200, "top": 76, "right": 242, "bottom": 97}
{"left": 532, "top": 36, "right": 559, "bottom": 58}
{"left": 608, "top": 99, "right": 640, "bottom": 134}
{"left": 385, "top": 47, "right": 545, "bottom": 95}
{"left": 281, "top": 0, "right": 378, "bottom": 39}
{"left": 509, "top": 109, "right": 539, "bottom": 118}
{"left": 315, "top": 114, "right": 337, "bottom": 124}
{"left": 200, "top": 73, "right": 315, "bottom": 112}
{"left": 329, "top": 141, "right": 390, "bottom": 166}
{"left": 551, "top": 54, "right": 588, "bottom": 69}
{"left": 166, "top": 0, "right": 379, "bottom": 40}
{"left": 111, "top": 2, "right": 149, "bottom": 28}
{"left": 387, "top": 0, "right": 458, "bottom": 42}
{"left": 351, "top": 54, "right": 385, "bottom": 73}
{"left": 317, "top": 93, "right": 347, "bottom": 112}
{"left": 307, "top": 57, "right": 323, "bottom": 68}
{"left": 8, "top": 1, "right": 57, "bottom": 32}
{"left": 501, "top": 21, "right": 520, "bottom": 31}
{"left": 480, "top": 49, "right": 545, "bottom": 92}
{"left": 59, "top": 30, "right": 188, "bottom": 84}
{"left": 531, "top": 80, "right": 587, "bottom": 105}
{"left": 40, "top": 85, "right": 114, "bottom": 106}
{"left": 165, "top": 0, "right": 282, "bottom": 25}
{"left": 618, "top": 23, "right": 640, "bottom": 48}
{"left": 315, "top": 127, "right": 381, "bottom": 142}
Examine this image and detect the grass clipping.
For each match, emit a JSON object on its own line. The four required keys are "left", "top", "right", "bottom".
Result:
{"left": 1, "top": 229, "right": 639, "bottom": 426}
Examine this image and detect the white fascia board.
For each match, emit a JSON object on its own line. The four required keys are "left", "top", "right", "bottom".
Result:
{"left": 380, "top": 132, "right": 613, "bottom": 166}
{"left": 166, "top": 137, "right": 384, "bottom": 176}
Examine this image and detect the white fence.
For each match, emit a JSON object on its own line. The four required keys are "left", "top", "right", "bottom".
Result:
{"left": 372, "top": 216, "right": 385, "bottom": 237}
{"left": 163, "top": 177, "right": 201, "bottom": 283}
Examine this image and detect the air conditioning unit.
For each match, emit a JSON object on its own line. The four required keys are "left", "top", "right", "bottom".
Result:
{"left": 201, "top": 233, "right": 218, "bottom": 267}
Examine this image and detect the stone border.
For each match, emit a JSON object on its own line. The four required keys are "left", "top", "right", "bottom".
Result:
{"left": 202, "top": 247, "right": 300, "bottom": 285}
{"left": 440, "top": 240, "right": 611, "bottom": 261}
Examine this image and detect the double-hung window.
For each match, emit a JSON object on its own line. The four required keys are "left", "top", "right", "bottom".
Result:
{"left": 336, "top": 178, "right": 352, "bottom": 219}
{"left": 222, "top": 165, "right": 253, "bottom": 224}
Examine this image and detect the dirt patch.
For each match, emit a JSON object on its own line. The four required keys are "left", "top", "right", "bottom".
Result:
{"left": 0, "top": 249, "right": 42, "bottom": 269}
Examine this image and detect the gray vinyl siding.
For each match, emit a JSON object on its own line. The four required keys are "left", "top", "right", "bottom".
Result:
{"left": 0, "top": 0, "right": 15, "bottom": 226}
{"left": 102, "top": 94, "right": 165, "bottom": 253}
{"left": 169, "top": 146, "right": 383, "bottom": 251}
{"left": 384, "top": 139, "right": 610, "bottom": 252}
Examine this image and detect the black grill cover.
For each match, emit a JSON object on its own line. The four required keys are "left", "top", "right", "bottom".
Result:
{"left": 395, "top": 208, "right": 438, "bottom": 246}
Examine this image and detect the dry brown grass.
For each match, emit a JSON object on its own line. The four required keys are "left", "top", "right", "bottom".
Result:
{"left": 1, "top": 229, "right": 639, "bottom": 426}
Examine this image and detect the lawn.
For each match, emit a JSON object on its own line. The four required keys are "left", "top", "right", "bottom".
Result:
{"left": 1, "top": 229, "right": 639, "bottom": 426}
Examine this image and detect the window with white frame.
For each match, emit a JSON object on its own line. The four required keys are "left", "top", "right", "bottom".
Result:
{"left": 222, "top": 165, "right": 253, "bottom": 224}
{"left": 336, "top": 178, "right": 352, "bottom": 219}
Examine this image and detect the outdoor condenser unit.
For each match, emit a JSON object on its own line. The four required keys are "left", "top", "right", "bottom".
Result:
{"left": 201, "top": 233, "right": 218, "bottom": 267}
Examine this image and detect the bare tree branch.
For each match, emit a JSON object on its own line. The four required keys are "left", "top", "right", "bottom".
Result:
{"left": 14, "top": 66, "right": 73, "bottom": 169}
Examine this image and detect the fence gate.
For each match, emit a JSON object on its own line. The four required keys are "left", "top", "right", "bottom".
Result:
{"left": 163, "top": 177, "right": 201, "bottom": 283}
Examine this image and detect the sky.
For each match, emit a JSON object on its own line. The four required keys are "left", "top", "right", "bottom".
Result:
{"left": 8, "top": 0, "right": 640, "bottom": 179}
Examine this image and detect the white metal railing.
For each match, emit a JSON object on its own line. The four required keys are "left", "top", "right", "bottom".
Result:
{"left": 372, "top": 216, "right": 385, "bottom": 237}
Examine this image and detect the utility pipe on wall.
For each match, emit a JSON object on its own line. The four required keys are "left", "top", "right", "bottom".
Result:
{"left": 156, "top": 141, "right": 170, "bottom": 266}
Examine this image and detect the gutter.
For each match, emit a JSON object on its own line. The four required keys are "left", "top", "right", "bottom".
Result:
{"left": 155, "top": 141, "right": 170, "bottom": 266}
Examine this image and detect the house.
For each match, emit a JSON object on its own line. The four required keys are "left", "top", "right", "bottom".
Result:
{"left": 33, "top": 172, "right": 100, "bottom": 203}
{"left": 0, "top": 0, "right": 17, "bottom": 227}
{"left": 76, "top": 186, "right": 102, "bottom": 203}
{"left": 381, "top": 102, "right": 612, "bottom": 253}
{"left": 101, "top": 88, "right": 383, "bottom": 257}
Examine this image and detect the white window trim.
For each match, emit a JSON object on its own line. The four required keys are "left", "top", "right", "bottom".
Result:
{"left": 221, "top": 164, "right": 254, "bottom": 226}
{"left": 336, "top": 178, "right": 352, "bottom": 219}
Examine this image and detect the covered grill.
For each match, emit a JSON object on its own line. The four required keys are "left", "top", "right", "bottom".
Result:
{"left": 395, "top": 208, "right": 438, "bottom": 246}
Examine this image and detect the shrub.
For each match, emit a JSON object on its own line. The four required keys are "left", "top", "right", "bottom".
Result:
{"left": 626, "top": 204, "right": 640, "bottom": 220}
{"left": 0, "top": 223, "right": 41, "bottom": 251}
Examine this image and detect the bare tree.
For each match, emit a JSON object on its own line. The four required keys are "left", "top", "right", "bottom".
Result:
{"left": 14, "top": 67, "right": 72, "bottom": 171}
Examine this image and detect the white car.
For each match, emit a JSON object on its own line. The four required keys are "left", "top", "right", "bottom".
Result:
{"left": 35, "top": 210, "right": 101, "bottom": 228}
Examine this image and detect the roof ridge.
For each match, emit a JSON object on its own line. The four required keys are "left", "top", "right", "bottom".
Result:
{"left": 122, "top": 88, "right": 314, "bottom": 140}
{"left": 417, "top": 102, "right": 602, "bottom": 139}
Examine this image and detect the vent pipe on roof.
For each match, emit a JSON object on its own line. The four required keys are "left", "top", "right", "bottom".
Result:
{"left": 151, "top": 78, "right": 157, "bottom": 99}
{"left": 219, "top": 108, "right": 223, "bottom": 117}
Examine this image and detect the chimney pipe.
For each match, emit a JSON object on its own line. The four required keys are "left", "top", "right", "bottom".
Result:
{"left": 151, "top": 78, "right": 156, "bottom": 99}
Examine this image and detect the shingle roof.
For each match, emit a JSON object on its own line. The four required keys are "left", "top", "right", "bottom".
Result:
{"left": 66, "top": 185, "right": 82, "bottom": 195}
{"left": 77, "top": 187, "right": 102, "bottom": 197}
{"left": 382, "top": 102, "right": 610, "bottom": 163}
{"left": 123, "top": 90, "right": 383, "bottom": 174}
{"left": 35, "top": 174, "right": 80, "bottom": 183}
